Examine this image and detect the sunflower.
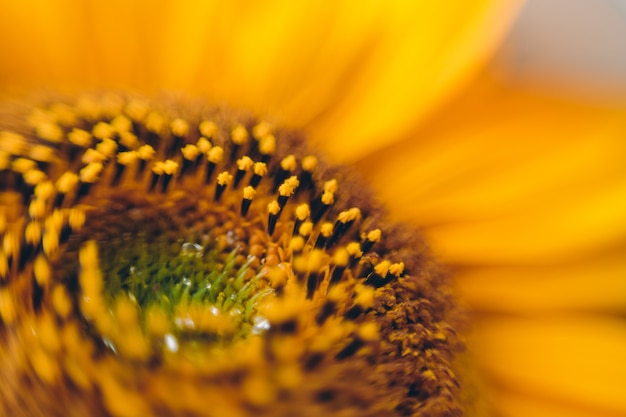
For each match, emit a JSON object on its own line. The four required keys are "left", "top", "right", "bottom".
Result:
{"left": 2, "top": 1, "right": 624, "bottom": 417}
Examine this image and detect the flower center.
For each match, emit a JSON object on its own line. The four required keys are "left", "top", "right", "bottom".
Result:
{"left": 0, "top": 94, "right": 463, "bottom": 417}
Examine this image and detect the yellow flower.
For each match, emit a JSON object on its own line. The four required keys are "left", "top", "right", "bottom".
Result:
{"left": 2, "top": 1, "right": 625, "bottom": 417}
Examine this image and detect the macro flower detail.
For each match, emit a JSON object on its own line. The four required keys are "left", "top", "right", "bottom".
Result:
{"left": 0, "top": 95, "right": 463, "bottom": 417}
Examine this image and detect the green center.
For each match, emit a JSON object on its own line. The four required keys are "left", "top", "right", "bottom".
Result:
{"left": 81, "top": 227, "right": 273, "bottom": 356}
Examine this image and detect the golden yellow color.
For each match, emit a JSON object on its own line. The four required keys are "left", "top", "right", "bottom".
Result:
{"left": 1, "top": 1, "right": 625, "bottom": 417}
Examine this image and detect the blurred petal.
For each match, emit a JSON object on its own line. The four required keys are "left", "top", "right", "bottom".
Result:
{"left": 472, "top": 315, "right": 626, "bottom": 417}
{"left": 454, "top": 242, "right": 626, "bottom": 313}
{"left": 307, "top": 1, "right": 524, "bottom": 161}
{"left": 0, "top": 0, "right": 522, "bottom": 160}
{"left": 356, "top": 76, "right": 626, "bottom": 265}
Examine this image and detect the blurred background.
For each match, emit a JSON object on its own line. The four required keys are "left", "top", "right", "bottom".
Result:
{"left": 496, "top": 0, "right": 626, "bottom": 101}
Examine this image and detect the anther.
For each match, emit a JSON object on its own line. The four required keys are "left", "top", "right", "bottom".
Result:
{"left": 274, "top": 155, "right": 297, "bottom": 192}
{"left": 249, "top": 162, "right": 267, "bottom": 188}
{"left": 241, "top": 186, "right": 256, "bottom": 217}
{"left": 214, "top": 171, "right": 233, "bottom": 202}
{"left": 267, "top": 200, "right": 281, "bottom": 236}
{"left": 180, "top": 144, "right": 200, "bottom": 178}
{"left": 205, "top": 146, "right": 224, "bottom": 184}
{"left": 234, "top": 156, "right": 254, "bottom": 188}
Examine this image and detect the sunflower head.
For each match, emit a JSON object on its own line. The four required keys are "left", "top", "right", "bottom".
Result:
{"left": 0, "top": 93, "right": 463, "bottom": 417}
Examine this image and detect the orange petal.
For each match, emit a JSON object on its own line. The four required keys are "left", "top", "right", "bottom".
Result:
{"left": 454, "top": 242, "right": 626, "bottom": 313}
{"left": 0, "top": 1, "right": 522, "bottom": 155}
{"left": 471, "top": 315, "right": 626, "bottom": 417}
{"left": 309, "top": 0, "right": 524, "bottom": 161}
{"left": 357, "top": 76, "right": 626, "bottom": 264}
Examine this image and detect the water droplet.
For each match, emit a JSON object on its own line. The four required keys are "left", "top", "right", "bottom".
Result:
{"left": 180, "top": 242, "right": 203, "bottom": 257}
{"left": 164, "top": 333, "right": 179, "bottom": 353}
{"left": 251, "top": 315, "right": 270, "bottom": 335}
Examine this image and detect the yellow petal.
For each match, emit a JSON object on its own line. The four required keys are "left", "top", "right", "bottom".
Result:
{"left": 0, "top": 1, "right": 522, "bottom": 158}
{"left": 454, "top": 243, "right": 626, "bottom": 313}
{"left": 357, "top": 76, "right": 626, "bottom": 264}
{"left": 471, "top": 315, "right": 626, "bottom": 417}
{"left": 309, "top": 0, "right": 524, "bottom": 161}
{"left": 487, "top": 386, "right": 626, "bottom": 417}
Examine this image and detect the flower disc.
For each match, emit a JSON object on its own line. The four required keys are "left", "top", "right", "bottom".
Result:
{"left": 0, "top": 94, "right": 462, "bottom": 417}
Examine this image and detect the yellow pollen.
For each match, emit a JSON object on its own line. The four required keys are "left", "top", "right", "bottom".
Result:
{"left": 288, "top": 236, "right": 305, "bottom": 252}
{"left": 355, "top": 285, "right": 376, "bottom": 308}
{"left": 12, "top": 158, "right": 36, "bottom": 174}
{"left": 28, "top": 199, "right": 46, "bottom": 219}
{"left": 299, "top": 221, "right": 313, "bottom": 237}
{"left": 119, "top": 131, "right": 139, "bottom": 149}
{"left": 333, "top": 248, "right": 350, "bottom": 267}
{"left": 295, "top": 204, "right": 310, "bottom": 221}
{"left": 267, "top": 200, "right": 280, "bottom": 216}
{"left": 68, "top": 128, "right": 93, "bottom": 147}
{"left": 259, "top": 134, "right": 276, "bottom": 155}
{"left": 49, "top": 103, "right": 77, "bottom": 126}
{"left": 374, "top": 260, "right": 391, "bottom": 277}
{"left": 321, "top": 191, "right": 334, "bottom": 205}
{"left": 253, "top": 162, "right": 268, "bottom": 177}
{"left": 42, "top": 229, "right": 60, "bottom": 256}
{"left": 25, "top": 221, "right": 42, "bottom": 244}
{"left": 92, "top": 122, "right": 115, "bottom": 140}
{"left": 389, "top": 262, "right": 405, "bottom": 277}
{"left": 152, "top": 161, "right": 165, "bottom": 175}
{"left": 181, "top": 144, "right": 200, "bottom": 161}
{"left": 367, "top": 229, "right": 382, "bottom": 243}
{"left": 137, "top": 144, "right": 156, "bottom": 160}
{"left": 196, "top": 137, "right": 212, "bottom": 154}
{"left": 34, "top": 181, "right": 55, "bottom": 200}
{"left": 162, "top": 160, "right": 179, "bottom": 175}
{"left": 320, "top": 222, "right": 333, "bottom": 237}
{"left": 323, "top": 179, "right": 338, "bottom": 194}
{"left": 68, "top": 208, "right": 86, "bottom": 231}
{"left": 346, "top": 242, "right": 363, "bottom": 258}
{"left": 56, "top": 171, "right": 79, "bottom": 193}
{"left": 301, "top": 155, "right": 318, "bottom": 172}
{"left": 0, "top": 131, "right": 27, "bottom": 155}
{"left": 170, "top": 118, "right": 190, "bottom": 137}
{"left": 358, "top": 322, "right": 379, "bottom": 342}
{"left": 236, "top": 156, "right": 254, "bottom": 171}
{"left": 293, "top": 249, "right": 326, "bottom": 273}
{"left": 252, "top": 121, "right": 272, "bottom": 139}
{"left": 337, "top": 211, "right": 351, "bottom": 224}
{"left": 207, "top": 146, "right": 224, "bottom": 164}
{"left": 95, "top": 138, "right": 118, "bottom": 158}
{"left": 242, "top": 186, "right": 256, "bottom": 200}
{"left": 79, "top": 162, "right": 104, "bottom": 183}
{"left": 0, "top": 289, "right": 16, "bottom": 324}
{"left": 3, "top": 232, "right": 17, "bottom": 258}
{"left": 231, "top": 124, "right": 249, "bottom": 145}
{"left": 30, "top": 145, "right": 56, "bottom": 163}
{"left": 34, "top": 254, "right": 51, "bottom": 286}
{"left": 45, "top": 210, "right": 64, "bottom": 234}
{"left": 145, "top": 111, "right": 167, "bottom": 134}
{"left": 280, "top": 155, "right": 297, "bottom": 171}
{"left": 23, "top": 169, "right": 47, "bottom": 186}
{"left": 216, "top": 171, "right": 233, "bottom": 186}
{"left": 0, "top": 153, "right": 9, "bottom": 170}
{"left": 117, "top": 151, "right": 138, "bottom": 166}
{"left": 125, "top": 99, "right": 149, "bottom": 121}
{"left": 36, "top": 122, "right": 64, "bottom": 143}
{"left": 199, "top": 120, "right": 218, "bottom": 138}
{"left": 51, "top": 285, "right": 72, "bottom": 318}
{"left": 111, "top": 114, "right": 133, "bottom": 133}
{"left": 348, "top": 207, "right": 361, "bottom": 220}
{"left": 278, "top": 180, "right": 297, "bottom": 197}
{"left": 81, "top": 148, "right": 106, "bottom": 164}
